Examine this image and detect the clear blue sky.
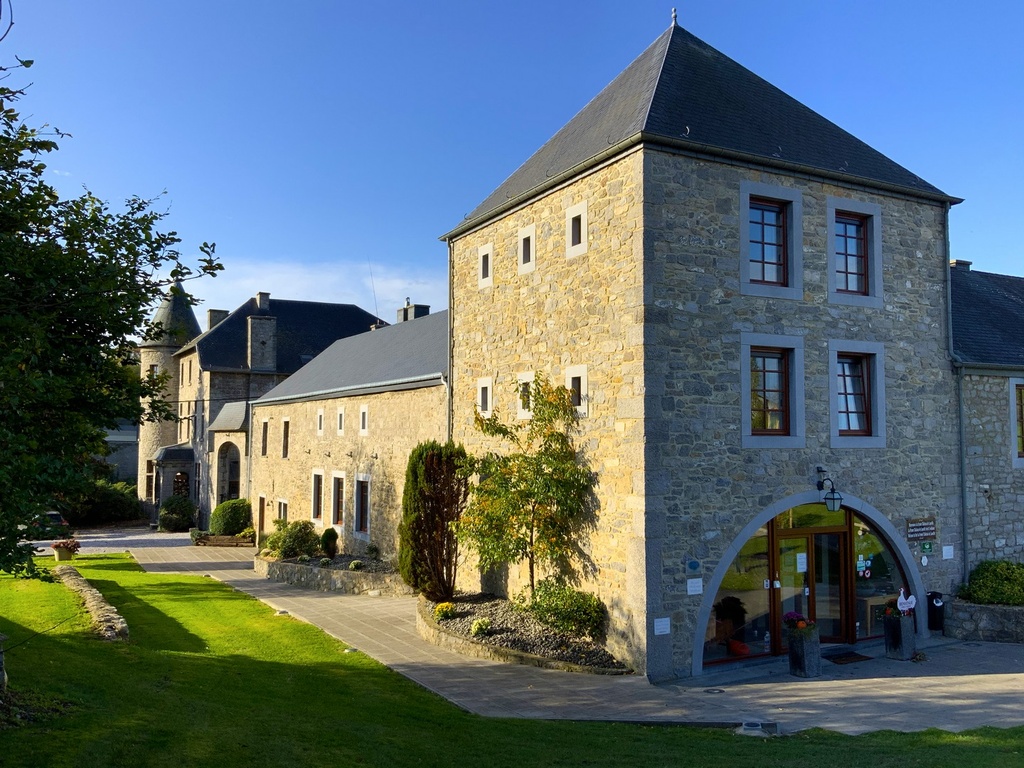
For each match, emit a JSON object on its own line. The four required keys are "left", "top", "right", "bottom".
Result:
{"left": 9, "top": 1, "right": 1023, "bottom": 320}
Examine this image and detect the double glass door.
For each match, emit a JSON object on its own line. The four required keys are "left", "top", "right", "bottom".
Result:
{"left": 774, "top": 531, "right": 847, "bottom": 647}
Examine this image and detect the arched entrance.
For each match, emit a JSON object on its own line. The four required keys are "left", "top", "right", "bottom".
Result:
{"left": 692, "top": 490, "right": 926, "bottom": 675}
{"left": 217, "top": 442, "right": 241, "bottom": 505}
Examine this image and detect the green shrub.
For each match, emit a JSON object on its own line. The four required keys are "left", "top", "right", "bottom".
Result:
{"left": 276, "top": 520, "right": 320, "bottom": 559}
{"left": 297, "top": 554, "right": 311, "bottom": 563}
{"left": 960, "top": 560, "right": 1024, "bottom": 605}
{"left": 433, "top": 602, "right": 456, "bottom": 621}
{"left": 209, "top": 499, "right": 252, "bottom": 536}
{"left": 365, "top": 542, "right": 380, "bottom": 560}
{"left": 64, "top": 480, "right": 143, "bottom": 526}
{"left": 527, "top": 579, "right": 606, "bottom": 638}
{"left": 158, "top": 495, "right": 196, "bottom": 533}
{"left": 319, "top": 557, "right": 332, "bottom": 567}
{"left": 321, "top": 527, "right": 339, "bottom": 558}
{"left": 263, "top": 518, "right": 288, "bottom": 554}
{"left": 348, "top": 560, "right": 363, "bottom": 571}
{"left": 190, "top": 529, "right": 210, "bottom": 545}
{"left": 470, "top": 617, "right": 491, "bottom": 637}
{"left": 237, "top": 526, "right": 256, "bottom": 540}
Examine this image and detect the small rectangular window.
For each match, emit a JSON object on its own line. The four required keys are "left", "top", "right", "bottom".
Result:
{"left": 481, "top": 252, "right": 489, "bottom": 279}
{"left": 258, "top": 496, "right": 266, "bottom": 531}
{"left": 565, "top": 202, "right": 588, "bottom": 258}
{"left": 145, "top": 460, "right": 154, "bottom": 500}
{"left": 337, "top": 408, "right": 345, "bottom": 435}
{"left": 317, "top": 409, "right": 324, "bottom": 436}
{"left": 570, "top": 377, "right": 582, "bottom": 407}
{"left": 837, "top": 354, "right": 871, "bottom": 436}
{"left": 359, "top": 405, "right": 369, "bottom": 435}
{"left": 478, "top": 243, "right": 494, "bottom": 288}
{"left": 260, "top": 421, "right": 268, "bottom": 456}
{"left": 518, "top": 224, "right": 536, "bottom": 274}
{"left": 522, "top": 236, "right": 531, "bottom": 264}
{"left": 312, "top": 473, "right": 323, "bottom": 520}
{"left": 355, "top": 479, "right": 369, "bottom": 534}
{"left": 570, "top": 216, "right": 582, "bottom": 246}
{"left": 282, "top": 419, "right": 290, "bottom": 458}
{"left": 148, "top": 364, "right": 158, "bottom": 379}
{"left": 835, "top": 213, "right": 869, "bottom": 295}
{"left": 481, "top": 386, "right": 489, "bottom": 413}
{"left": 333, "top": 476, "right": 345, "bottom": 526}
{"left": 565, "top": 365, "right": 588, "bottom": 415}
{"left": 748, "top": 198, "right": 788, "bottom": 286}
{"left": 188, "top": 359, "right": 193, "bottom": 384}
{"left": 750, "top": 348, "right": 790, "bottom": 435}
{"left": 477, "top": 376, "right": 493, "bottom": 416}
{"left": 277, "top": 500, "right": 288, "bottom": 520}
{"left": 1017, "top": 385, "right": 1024, "bottom": 458}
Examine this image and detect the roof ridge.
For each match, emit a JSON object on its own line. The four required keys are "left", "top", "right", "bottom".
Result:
{"left": 639, "top": 24, "right": 677, "bottom": 133}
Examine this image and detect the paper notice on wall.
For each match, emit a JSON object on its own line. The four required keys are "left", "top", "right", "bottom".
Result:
{"left": 796, "top": 552, "right": 808, "bottom": 573}
{"left": 942, "top": 545, "right": 954, "bottom": 560}
{"left": 686, "top": 578, "right": 703, "bottom": 596}
{"left": 654, "top": 617, "right": 671, "bottom": 636}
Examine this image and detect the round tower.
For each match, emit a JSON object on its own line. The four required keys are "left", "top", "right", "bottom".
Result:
{"left": 137, "top": 281, "right": 202, "bottom": 516}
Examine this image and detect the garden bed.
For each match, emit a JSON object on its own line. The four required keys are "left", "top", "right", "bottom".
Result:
{"left": 254, "top": 555, "right": 413, "bottom": 596}
{"left": 417, "top": 594, "right": 630, "bottom": 675}
{"left": 193, "top": 534, "right": 255, "bottom": 547}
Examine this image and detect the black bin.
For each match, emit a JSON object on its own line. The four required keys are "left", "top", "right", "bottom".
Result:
{"left": 927, "top": 591, "right": 945, "bottom": 632}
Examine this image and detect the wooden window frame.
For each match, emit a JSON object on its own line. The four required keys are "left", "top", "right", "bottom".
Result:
{"left": 748, "top": 198, "right": 788, "bottom": 287}
{"left": 1016, "top": 385, "right": 1024, "bottom": 458}
{"left": 750, "top": 347, "right": 790, "bottom": 436}
{"left": 311, "top": 472, "right": 323, "bottom": 520}
{"left": 835, "top": 212, "right": 869, "bottom": 295}
{"left": 837, "top": 354, "right": 872, "bottom": 436}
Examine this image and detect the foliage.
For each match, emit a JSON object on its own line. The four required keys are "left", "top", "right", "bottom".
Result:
{"left": 320, "top": 527, "right": 339, "bottom": 558}
{"left": 298, "top": 555, "right": 311, "bottom": 563}
{"left": 209, "top": 499, "right": 252, "bottom": 536}
{"left": 64, "top": 479, "right": 143, "bottom": 527}
{"left": 398, "top": 440, "right": 470, "bottom": 601}
{"left": 319, "top": 557, "right": 332, "bottom": 568}
{"left": 237, "top": 526, "right": 256, "bottom": 540}
{"left": 470, "top": 617, "right": 491, "bottom": 637}
{"left": 433, "top": 602, "right": 456, "bottom": 621}
{"left": 158, "top": 495, "right": 196, "bottom": 532}
{"left": 365, "top": 542, "right": 380, "bottom": 560}
{"left": 783, "top": 611, "right": 816, "bottom": 635}
{"left": 348, "top": 560, "right": 363, "bottom": 571}
{"left": 0, "top": 59, "right": 220, "bottom": 576}
{"left": 958, "top": 560, "right": 1024, "bottom": 606}
{"left": 50, "top": 538, "right": 80, "bottom": 554}
{"left": 524, "top": 578, "right": 605, "bottom": 639}
{"left": 264, "top": 519, "right": 320, "bottom": 559}
{"left": 189, "top": 529, "right": 210, "bottom": 545}
{"left": 458, "top": 375, "right": 596, "bottom": 592}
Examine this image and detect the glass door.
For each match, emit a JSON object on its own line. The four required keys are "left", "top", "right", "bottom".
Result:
{"left": 774, "top": 535, "right": 809, "bottom": 650}
{"left": 774, "top": 532, "right": 848, "bottom": 647}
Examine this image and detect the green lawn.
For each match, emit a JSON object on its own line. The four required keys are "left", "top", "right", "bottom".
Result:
{"left": 0, "top": 555, "right": 1020, "bottom": 767}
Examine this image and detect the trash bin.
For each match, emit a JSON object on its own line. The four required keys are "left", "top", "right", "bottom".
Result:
{"left": 927, "top": 591, "right": 945, "bottom": 633}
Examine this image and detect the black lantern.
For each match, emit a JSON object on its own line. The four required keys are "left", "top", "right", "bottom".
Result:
{"left": 819, "top": 477, "right": 843, "bottom": 512}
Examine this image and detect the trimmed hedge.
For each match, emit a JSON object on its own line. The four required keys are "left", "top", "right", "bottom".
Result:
{"left": 959, "top": 560, "right": 1024, "bottom": 606}
{"left": 321, "top": 527, "right": 339, "bottom": 558}
{"left": 159, "top": 494, "right": 196, "bottom": 533}
{"left": 210, "top": 499, "right": 252, "bottom": 536}
{"left": 265, "top": 519, "right": 320, "bottom": 559}
{"left": 64, "top": 480, "right": 143, "bottom": 526}
{"left": 526, "top": 579, "right": 606, "bottom": 639}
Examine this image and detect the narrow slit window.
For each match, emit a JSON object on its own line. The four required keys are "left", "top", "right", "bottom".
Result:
{"left": 570, "top": 215, "right": 582, "bottom": 247}
{"left": 282, "top": 420, "right": 290, "bottom": 458}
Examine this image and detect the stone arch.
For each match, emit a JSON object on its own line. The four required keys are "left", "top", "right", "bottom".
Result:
{"left": 689, "top": 489, "right": 927, "bottom": 676}
{"left": 216, "top": 441, "right": 242, "bottom": 506}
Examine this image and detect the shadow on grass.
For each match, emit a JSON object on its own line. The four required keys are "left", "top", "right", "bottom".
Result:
{"left": 86, "top": 579, "right": 206, "bottom": 653}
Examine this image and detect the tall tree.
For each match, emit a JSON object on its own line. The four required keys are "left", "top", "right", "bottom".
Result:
{"left": 0, "top": 58, "right": 220, "bottom": 576}
{"left": 458, "top": 375, "right": 596, "bottom": 592}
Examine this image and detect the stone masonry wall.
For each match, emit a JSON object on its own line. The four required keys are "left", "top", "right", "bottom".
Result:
{"left": 642, "top": 149, "right": 962, "bottom": 676}
{"left": 449, "top": 150, "right": 649, "bottom": 672}
{"left": 249, "top": 385, "right": 447, "bottom": 559}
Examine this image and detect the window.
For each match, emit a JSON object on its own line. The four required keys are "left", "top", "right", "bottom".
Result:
{"left": 518, "top": 224, "right": 536, "bottom": 275}
{"left": 1011, "top": 380, "right": 1024, "bottom": 469}
{"left": 355, "top": 476, "right": 370, "bottom": 536}
{"left": 147, "top": 364, "right": 158, "bottom": 379}
{"left": 739, "top": 181, "right": 803, "bottom": 300}
{"left": 277, "top": 500, "right": 288, "bottom": 520}
{"left": 359, "top": 405, "right": 369, "bottom": 436}
{"left": 336, "top": 407, "right": 345, "bottom": 436}
{"left": 477, "top": 377, "right": 493, "bottom": 417}
{"left": 281, "top": 419, "right": 290, "bottom": 458}
{"left": 260, "top": 421, "right": 268, "bottom": 457}
{"left": 332, "top": 473, "right": 346, "bottom": 526}
{"left": 741, "top": 333, "right": 805, "bottom": 448}
{"left": 565, "top": 201, "right": 588, "bottom": 258}
{"left": 316, "top": 409, "right": 324, "bottom": 436}
{"left": 145, "top": 460, "right": 154, "bottom": 501}
{"left": 564, "top": 365, "right": 588, "bottom": 416}
{"left": 749, "top": 348, "right": 789, "bottom": 435}
{"left": 516, "top": 372, "right": 534, "bottom": 420}
{"left": 258, "top": 496, "right": 266, "bottom": 532}
{"left": 827, "top": 197, "right": 882, "bottom": 308}
{"left": 829, "top": 340, "right": 886, "bottom": 448}
{"left": 478, "top": 243, "right": 493, "bottom": 288}
{"left": 188, "top": 359, "right": 193, "bottom": 384}
{"left": 311, "top": 472, "right": 323, "bottom": 520}
{"left": 1017, "top": 385, "right": 1024, "bottom": 458}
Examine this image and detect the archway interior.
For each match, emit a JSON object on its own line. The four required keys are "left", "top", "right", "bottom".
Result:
{"left": 217, "top": 443, "right": 242, "bottom": 505}
{"left": 702, "top": 504, "right": 906, "bottom": 666}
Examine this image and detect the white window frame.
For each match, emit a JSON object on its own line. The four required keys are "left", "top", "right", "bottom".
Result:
{"left": 516, "top": 371, "right": 534, "bottom": 420}
{"left": 1010, "top": 378, "right": 1024, "bottom": 470}
{"left": 354, "top": 473, "right": 371, "bottom": 540}
{"left": 478, "top": 242, "right": 493, "bottom": 289}
{"left": 740, "top": 332, "right": 806, "bottom": 449}
{"left": 336, "top": 406, "right": 345, "bottom": 436}
{"left": 277, "top": 499, "right": 289, "bottom": 521}
{"left": 359, "top": 405, "right": 369, "bottom": 436}
{"left": 311, "top": 470, "right": 324, "bottom": 521}
{"left": 330, "top": 470, "right": 347, "bottom": 528}
{"left": 565, "top": 201, "right": 588, "bottom": 258}
{"left": 827, "top": 197, "right": 883, "bottom": 309}
{"left": 518, "top": 224, "right": 536, "bottom": 275}
{"left": 564, "top": 364, "right": 588, "bottom": 416}
{"left": 316, "top": 408, "right": 324, "bottom": 437}
{"left": 477, "top": 376, "right": 493, "bottom": 417}
{"left": 739, "top": 181, "right": 803, "bottom": 300}
{"left": 828, "top": 339, "right": 886, "bottom": 448}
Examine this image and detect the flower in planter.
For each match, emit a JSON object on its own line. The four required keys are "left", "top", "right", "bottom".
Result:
{"left": 782, "top": 611, "right": 816, "bottom": 633}
{"left": 885, "top": 588, "right": 917, "bottom": 618}
{"left": 51, "top": 538, "right": 81, "bottom": 555}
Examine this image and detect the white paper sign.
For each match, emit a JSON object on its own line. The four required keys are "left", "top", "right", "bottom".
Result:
{"left": 942, "top": 545, "right": 954, "bottom": 560}
{"left": 686, "top": 578, "right": 703, "bottom": 596}
{"left": 796, "top": 552, "right": 808, "bottom": 573}
{"left": 654, "top": 617, "right": 671, "bottom": 636}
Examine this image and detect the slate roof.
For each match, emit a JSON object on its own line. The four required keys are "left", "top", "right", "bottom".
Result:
{"left": 177, "top": 297, "right": 384, "bottom": 374}
{"left": 208, "top": 401, "right": 250, "bottom": 432}
{"left": 951, "top": 265, "right": 1024, "bottom": 369}
{"left": 445, "top": 23, "right": 956, "bottom": 239}
{"left": 140, "top": 281, "right": 202, "bottom": 348}
{"left": 257, "top": 310, "right": 448, "bottom": 404}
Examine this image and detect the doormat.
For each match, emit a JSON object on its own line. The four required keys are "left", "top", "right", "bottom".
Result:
{"left": 823, "top": 651, "right": 872, "bottom": 665}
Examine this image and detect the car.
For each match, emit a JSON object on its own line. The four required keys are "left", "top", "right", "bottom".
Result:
{"left": 30, "top": 510, "right": 72, "bottom": 539}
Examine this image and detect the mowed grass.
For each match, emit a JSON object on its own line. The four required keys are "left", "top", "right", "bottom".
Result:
{"left": 0, "top": 555, "right": 1021, "bottom": 767}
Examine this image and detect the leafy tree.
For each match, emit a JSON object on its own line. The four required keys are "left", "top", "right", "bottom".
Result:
{"left": 398, "top": 440, "right": 469, "bottom": 601}
{"left": 0, "top": 58, "right": 220, "bottom": 576}
{"left": 458, "top": 376, "right": 596, "bottom": 593}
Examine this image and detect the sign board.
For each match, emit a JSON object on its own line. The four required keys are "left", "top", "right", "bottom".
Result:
{"left": 906, "top": 517, "right": 937, "bottom": 542}
{"left": 654, "top": 617, "right": 671, "bottom": 636}
{"left": 920, "top": 541, "right": 934, "bottom": 554}
{"left": 686, "top": 578, "right": 703, "bottom": 596}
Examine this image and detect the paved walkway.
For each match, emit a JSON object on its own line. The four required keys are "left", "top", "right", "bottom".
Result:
{"left": 71, "top": 527, "right": 1024, "bottom": 735}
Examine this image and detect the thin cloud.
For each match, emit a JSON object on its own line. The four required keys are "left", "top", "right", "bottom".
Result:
{"left": 50, "top": 169, "right": 72, "bottom": 177}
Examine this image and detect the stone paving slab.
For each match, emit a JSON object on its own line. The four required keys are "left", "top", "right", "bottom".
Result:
{"left": 70, "top": 528, "right": 1024, "bottom": 735}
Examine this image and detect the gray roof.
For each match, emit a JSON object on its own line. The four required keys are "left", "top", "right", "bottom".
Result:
{"left": 444, "top": 23, "right": 956, "bottom": 239}
{"left": 154, "top": 444, "right": 195, "bottom": 463}
{"left": 178, "top": 297, "right": 384, "bottom": 374}
{"left": 951, "top": 265, "right": 1024, "bottom": 369}
{"left": 208, "top": 401, "right": 250, "bottom": 432}
{"left": 257, "top": 310, "right": 448, "bottom": 404}
{"left": 141, "top": 281, "right": 202, "bottom": 348}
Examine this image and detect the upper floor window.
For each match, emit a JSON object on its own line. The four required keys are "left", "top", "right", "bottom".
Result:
{"left": 311, "top": 472, "right": 323, "bottom": 520}
{"left": 316, "top": 409, "right": 324, "bottom": 436}
{"left": 518, "top": 224, "right": 536, "bottom": 275}
{"left": 829, "top": 340, "right": 886, "bottom": 448}
{"left": 1017, "top": 385, "right": 1024, "bottom": 458}
{"left": 565, "top": 201, "right": 589, "bottom": 258}
{"left": 359, "top": 405, "right": 369, "bottom": 436}
{"left": 750, "top": 348, "right": 790, "bottom": 435}
{"left": 741, "top": 332, "right": 805, "bottom": 449}
{"left": 739, "top": 182, "right": 803, "bottom": 301}
{"left": 478, "top": 243, "right": 493, "bottom": 289}
{"left": 260, "top": 420, "right": 268, "bottom": 457}
{"left": 336, "top": 407, "right": 345, "bottom": 436}
{"left": 564, "top": 365, "right": 588, "bottom": 416}
{"left": 281, "top": 419, "right": 290, "bottom": 458}
{"left": 1013, "top": 380, "right": 1024, "bottom": 468}
{"left": 827, "top": 197, "right": 883, "bottom": 308}
{"left": 477, "top": 377, "right": 493, "bottom": 418}
{"left": 516, "top": 371, "right": 534, "bottom": 420}
{"left": 836, "top": 355, "right": 871, "bottom": 435}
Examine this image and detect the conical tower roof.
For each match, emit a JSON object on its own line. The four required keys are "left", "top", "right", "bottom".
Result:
{"left": 445, "top": 23, "right": 957, "bottom": 239}
{"left": 140, "top": 280, "right": 202, "bottom": 349}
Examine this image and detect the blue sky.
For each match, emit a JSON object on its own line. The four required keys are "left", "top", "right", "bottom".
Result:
{"left": 9, "top": 1, "right": 1023, "bottom": 320}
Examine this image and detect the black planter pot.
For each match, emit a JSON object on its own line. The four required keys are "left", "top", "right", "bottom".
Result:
{"left": 883, "top": 614, "right": 916, "bottom": 660}
{"left": 787, "top": 627, "right": 822, "bottom": 678}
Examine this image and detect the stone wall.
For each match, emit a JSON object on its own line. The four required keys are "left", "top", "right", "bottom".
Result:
{"left": 945, "top": 599, "right": 1024, "bottom": 643}
{"left": 249, "top": 384, "right": 447, "bottom": 559}
{"left": 254, "top": 556, "right": 414, "bottom": 596}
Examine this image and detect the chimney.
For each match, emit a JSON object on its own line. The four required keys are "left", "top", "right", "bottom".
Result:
{"left": 207, "top": 309, "right": 229, "bottom": 330}
{"left": 256, "top": 291, "right": 271, "bottom": 311}
{"left": 396, "top": 297, "right": 430, "bottom": 323}
{"left": 248, "top": 315, "right": 277, "bottom": 372}
{"left": 950, "top": 260, "right": 972, "bottom": 271}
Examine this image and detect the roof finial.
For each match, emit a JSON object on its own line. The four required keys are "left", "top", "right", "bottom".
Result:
{"left": 671, "top": 7, "right": 677, "bottom": 25}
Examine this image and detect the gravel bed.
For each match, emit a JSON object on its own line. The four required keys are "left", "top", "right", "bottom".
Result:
{"left": 281, "top": 554, "right": 395, "bottom": 574}
{"left": 429, "top": 593, "right": 628, "bottom": 671}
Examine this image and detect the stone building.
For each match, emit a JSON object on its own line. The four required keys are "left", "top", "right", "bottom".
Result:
{"left": 245, "top": 305, "right": 447, "bottom": 558}
{"left": 951, "top": 261, "right": 1024, "bottom": 575}
{"left": 137, "top": 288, "right": 382, "bottom": 525}
{"left": 440, "top": 21, "right": 962, "bottom": 679}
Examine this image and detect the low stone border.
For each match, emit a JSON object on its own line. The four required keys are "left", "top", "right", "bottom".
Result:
{"left": 53, "top": 565, "right": 129, "bottom": 641}
{"left": 944, "top": 599, "right": 1024, "bottom": 643}
{"left": 194, "top": 535, "right": 255, "bottom": 547}
{"left": 253, "top": 556, "right": 414, "bottom": 596}
{"left": 415, "top": 596, "right": 631, "bottom": 675}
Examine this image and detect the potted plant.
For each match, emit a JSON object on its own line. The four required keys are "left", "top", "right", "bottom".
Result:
{"left": 784, "top": 611, "right": 821, "bottom": 678}
{"left": 51, "top": 538, "right": 81, "bottom": 562}
{"left": 883, "top": 588, "right": 917, "bottom": 660}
